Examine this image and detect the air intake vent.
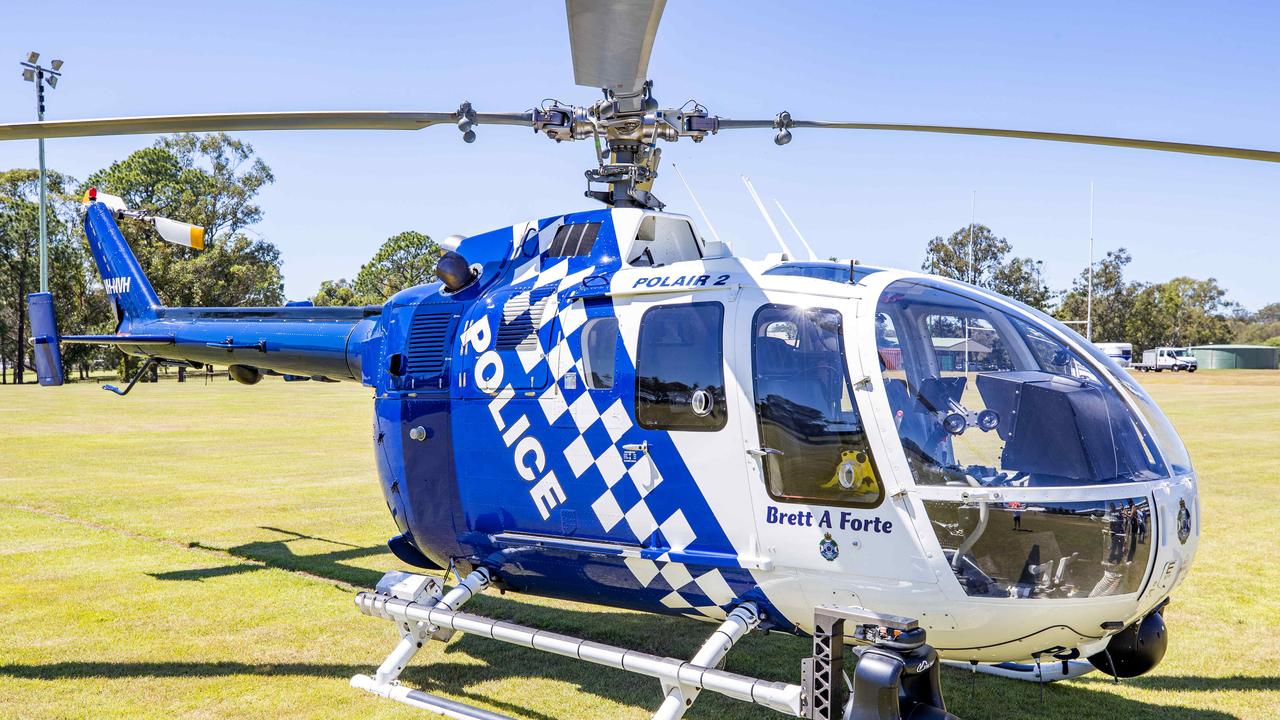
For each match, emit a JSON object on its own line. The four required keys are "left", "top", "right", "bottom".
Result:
{"left": 547, "top": 222, "right": 601, "bottom": 257}
{"left": 496, "top": 286, "right": 557, "bottom": 350}
{"left": 405, "top": 308, "right": 459, "bottom": 378}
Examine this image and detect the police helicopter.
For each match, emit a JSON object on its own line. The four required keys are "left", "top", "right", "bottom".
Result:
{"left": 10, "top": 2, "right": 1266, "bottom": 718}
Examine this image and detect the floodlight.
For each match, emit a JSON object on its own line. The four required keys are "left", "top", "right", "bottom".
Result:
{"left": 50, "top": 59, "right": 63, "bottom": 71}
{"left": 46, "top": 75, "right": 57, "bottom": 88}
{"left": 22, "top": 68, "right": 34, "bottom": 82}
{"left": 27, "top": 51, "right": 39, "bottom": 63}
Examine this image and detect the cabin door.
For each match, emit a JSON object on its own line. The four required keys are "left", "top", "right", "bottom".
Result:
{"left": 732, "top": 292, "right": 907, "bottom": 616}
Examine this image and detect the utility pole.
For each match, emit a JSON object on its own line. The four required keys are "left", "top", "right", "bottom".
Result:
{"left": 1086, "top": 181, "right": 1095, "bottom": 342}
{"left": 20, "top": 51, "right": 64, "bottom": 293}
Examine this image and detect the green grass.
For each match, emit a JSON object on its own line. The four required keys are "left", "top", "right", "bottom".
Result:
{"left": 1, "top": 371, "right": 1277, "bottom": 719}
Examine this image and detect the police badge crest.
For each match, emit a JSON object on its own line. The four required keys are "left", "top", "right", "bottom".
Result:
{"left": 1177, "top": 499, "right": 1192, "bottom": 544}
{"left": 819, "top": 532, "right": 839, "bottom": 561}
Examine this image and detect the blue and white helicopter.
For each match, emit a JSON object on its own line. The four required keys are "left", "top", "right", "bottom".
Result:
{"left": 10, "top": 2, "right": 1269, "bottom": 718}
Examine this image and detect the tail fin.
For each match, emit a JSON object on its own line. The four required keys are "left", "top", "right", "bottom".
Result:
{"left": 84, "top": 199, "right": 163, "bottom": 322}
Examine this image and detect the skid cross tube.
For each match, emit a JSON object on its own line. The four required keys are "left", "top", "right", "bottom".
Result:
{"left": 652, "top": 603, "right": 761, "bottom": 720}
{"left": 354, "top": 580, "right": 804, "bottom": 717}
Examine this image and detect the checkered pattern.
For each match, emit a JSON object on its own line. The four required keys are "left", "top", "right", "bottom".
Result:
{"left": 495, "top": 221, "right": 742, "bottom": 621}
{"left": 623, "top": 556, "right": 737, "bottom": 621}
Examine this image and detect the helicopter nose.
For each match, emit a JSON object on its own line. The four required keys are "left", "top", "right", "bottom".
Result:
{"left": 1143, "top": 475, "right": 1199, "bottom": 605}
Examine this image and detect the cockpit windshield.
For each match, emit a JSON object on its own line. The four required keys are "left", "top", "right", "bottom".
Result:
{"left": 876, "top": 279, "right": 1189, "bottom": 487}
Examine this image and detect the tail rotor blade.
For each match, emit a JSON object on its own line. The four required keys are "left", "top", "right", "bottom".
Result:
{"left": 152, "top": 217, "right": 206, "bottom": 250}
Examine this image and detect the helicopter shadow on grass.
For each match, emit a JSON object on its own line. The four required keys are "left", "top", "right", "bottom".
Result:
{"left": 394, "top": 594, "right": 1250, "bottom": 720}
{"left": 130, "top": 533, "right": 1251, "bottom": 719}
{"left": 0, "top": 584, "right": 1256, "bottom": 720}
{"left": 146, "top": 526, "right": 387, "bottom": 588}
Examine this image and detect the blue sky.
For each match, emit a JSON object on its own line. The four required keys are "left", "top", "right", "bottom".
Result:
{"left": 2, "top": 1, "right": 1277, "bottom": 310}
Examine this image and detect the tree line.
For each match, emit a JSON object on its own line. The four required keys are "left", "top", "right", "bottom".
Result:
{"left": 0, "top": 132, "right": 436, "bottom": 383}
{"left": 922, "top": 224, "right": 1278, "bottom": 352}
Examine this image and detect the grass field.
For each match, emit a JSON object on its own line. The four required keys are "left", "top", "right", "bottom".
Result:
{"left": 2, "top": 371, "right": 1278, "bottom": 719}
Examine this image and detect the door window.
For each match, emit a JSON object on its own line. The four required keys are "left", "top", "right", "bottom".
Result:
{"left": 580, "top": 316, "right": 619, "bottom": 389}
{"left": 751, "top": 304, "right": 882, "bottom": 507}
{"left": 635, "top": 302, "right": 726, "bottom": 430}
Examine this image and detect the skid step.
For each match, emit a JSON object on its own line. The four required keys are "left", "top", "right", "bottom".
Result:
{"left": 350, "top": 674, "right": 514, "bottom": 720}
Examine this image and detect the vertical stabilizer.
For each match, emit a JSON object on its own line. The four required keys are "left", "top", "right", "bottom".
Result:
{"left": 84, "top": 201, "right": 162, "bottom": 322}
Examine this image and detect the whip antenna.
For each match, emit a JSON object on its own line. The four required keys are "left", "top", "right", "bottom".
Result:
{"left": 671, "top": 162, "right": 724, "bottom": 246}
{"left": 741, "top": 175, "right": 793, "bottom": 259}
{"left": 773, "top": 199, "right": 818, "bottom": 261}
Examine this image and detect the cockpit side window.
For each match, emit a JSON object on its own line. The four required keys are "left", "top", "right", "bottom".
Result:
{"left": 751, "top": 304, "right": 883, "bottom": 508}
{"left": 635, "top": 302, "right": 726, "bottom": 431}
{"left": 876, "top": 280, "right": 1171, "bottom": 486}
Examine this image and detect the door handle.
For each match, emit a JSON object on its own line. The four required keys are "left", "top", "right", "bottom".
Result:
{"left": 622, "top": 441, "right": 649, "bottom": 455}
{"left": 747, "top": 447, "right": 784, "bottom": 457}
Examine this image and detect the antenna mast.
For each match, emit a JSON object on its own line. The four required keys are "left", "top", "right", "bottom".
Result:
{"left": 774, "top": 200, "right": 819, "bottom": 261}
{"left": 670, "top": 162, "right": 724, "bottom": 246}
{"left": 741, "top": 176, "right": 793, "bottom": 259}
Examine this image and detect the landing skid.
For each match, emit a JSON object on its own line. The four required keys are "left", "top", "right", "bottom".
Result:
{"left": 352, "top": 571, "right": 961, "bottom": 720}
{"left": 942, "top": 659, "right": 1096, "bottom": 682}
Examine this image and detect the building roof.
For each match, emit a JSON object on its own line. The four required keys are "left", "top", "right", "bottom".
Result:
{"left": 1188, "top": 344, "right": 1280, "bottom": 351}
{"left": 931, "top": 337, "right": 993, "bottom": 354}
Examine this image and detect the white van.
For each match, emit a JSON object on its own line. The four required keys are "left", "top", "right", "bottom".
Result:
{"left": 1095, "top": 342, "right": 1133, "bottom": 368}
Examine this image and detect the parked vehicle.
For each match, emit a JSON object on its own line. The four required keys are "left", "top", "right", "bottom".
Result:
{"left": 1134, "top": 347, "right": 1198, "bottom": 372}
{"left": 1095, "top": 342, "right": 1133, "bottom": 368}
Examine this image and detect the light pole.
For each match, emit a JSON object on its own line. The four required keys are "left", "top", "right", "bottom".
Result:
{"left": 19, "top": 51, "right": 64, "bottom": 294}
{"left": 1086, "top": 181, "right": 1095, "bottom": 342}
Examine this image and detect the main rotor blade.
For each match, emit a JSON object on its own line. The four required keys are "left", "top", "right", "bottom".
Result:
{"left": 566, "top": 0, "right": 666, "bottom": 94}
{"left": 0, "top": 110, "right": 528, "bottom": 142}
{"left": 716, "top": 119, "right": 1280, "bottom": 164}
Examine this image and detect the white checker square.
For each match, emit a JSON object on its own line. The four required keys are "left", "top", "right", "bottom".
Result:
{"left": 559, "top": 264, "right": 598, "bottom": 291}
{"left": 537, "top": 385, "right": 569, "bottom": 424}
{"left": 659, "top": 590, "right": 693, "bottom": 610}
{"left": 600, "top": 399, "right": 633, "bottom": 443}
{"left": 537, "top": 296, "right": 561, "bottom": 330}
{"left": 569, "top": 391, "right": 601, "bottom": 433}
{"left": 693, "top": 570, "right": 736, "bottom": 607}
{"left": 511, "top": 258, "right": 540, "bottom": 286}
{"left": 591, "top": 491, "right": 625, "bottom": 532}
{"left": 564, "top": 434, "right": 595, "bottom": 478}
{"left": 659, "top": 561, "right": 694, "bottom": 591}
{"left": 628, "top": 458, "right": 662, "bottom": 498}
{"left": 658, "top": 510, "right": 696, "bottom": 553}
{"left": 624, "top": 557, "right": 660, "bottom": 587}
{"left": 547, "top": 338, "right": 576, "bottom": 380}
{"left": 692, "top": 605, "right": 728, "bottom": 620}
{"left": 623, "top": 500, "right": 659, "bottom": 542}
{"left": 534, "top": 258, "right": 569, "bottom": 288}
{"left": 593, "top": 445, "right": 627, "bottom": 488}
{"left": 558, "top": 301, "right": 588, "bottom": 336}
{"left": 516, "top": 347, "right": 544, "bottom": 373}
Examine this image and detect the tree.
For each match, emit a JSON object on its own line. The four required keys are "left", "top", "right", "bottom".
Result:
{"left": 84, "top": 133, "right": 283, "bottom": 309}
{"left": 312, "top": 278, "right": 359, "bottom": 307}
{"left": 992, "top": 256, "right": 1053, "bottom": 311}
{"left": 0, "top": 169, "right": 108, "bottom": 383}
{"left": 1057, "top": 249, "right": 1236, "bottom": 352}
{"left": 1056, "top": 248, "right": 1138, "bottom": 344}
{"left": 351, "top": 231, "right": 442, "bottom": 304}
{"left": 1232, "top": 301, "right": 1280, "bottom": 345}
{"left": 922, "top": 224, "right": 1053, "bottom": 310}
{"left": 1128, "top": 277, "right": 1236, "bottom": 350}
